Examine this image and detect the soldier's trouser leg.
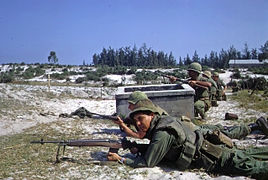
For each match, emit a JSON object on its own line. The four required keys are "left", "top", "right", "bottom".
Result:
{"left": 222, "top": 93, "right": 227, "bottom": 101}
{"left": 243, "top": 146, "right": 268, "bottom": 160}
{"left": 199, "top": 124, "right": 251, "bottom": 139}
{"left": 194, "top": 100, "right": 206, "bottom": 119}
{"left": 216, "top": 91, "right": 221, "bottom": 101}
{"left": 211, "top": 94, "right": 218, "bottom": 106}
{"left": 219, "top": 147, "right": 268, "bottom": 177}
{"left": 204, "top": 99, "right": 211, "bottom": 112}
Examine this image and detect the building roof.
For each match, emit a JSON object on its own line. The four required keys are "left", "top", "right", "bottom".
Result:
{"left": 229, "top": 59, "right": 268, "bottom": 65}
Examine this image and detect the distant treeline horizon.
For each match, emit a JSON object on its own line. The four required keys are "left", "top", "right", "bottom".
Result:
{"left": 92, "top": 41, "right": 268, "bottom": 69}
{"left": 2, "top": 41, "right": 268, "bottom": 69}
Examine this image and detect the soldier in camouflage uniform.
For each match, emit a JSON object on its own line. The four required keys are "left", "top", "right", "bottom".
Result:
{"left": 202, "top": 71, "right": 218, "bottom": 107}
{"left": 107, "top": 103, "right": 268, "bottom": 179}
{"left": 212, "top": 72, "right": 227, "bottom": 101}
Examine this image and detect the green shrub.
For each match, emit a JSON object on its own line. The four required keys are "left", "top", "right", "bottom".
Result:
{"left": 0, "top": 72, "right": 14, "bottom": 83}
{"left": 231, "top": 69, "right": 241, "bottom": 79}
{"left": 50, "top": 73, "right": 66, "bottom": 80}
{"left": 75, "top": 77, "right": 86, "bottom": 83}
{"left": 127, "top": 67, "right": 137, "bottom": 74}
{"left": 22, "top": 66, "right": 35, "bottom": 79}
{"left": 86, "top": 72, "right": 101, "bottom": 81}
{"left": 134, "top": 70, "right": 158, "bottom": 84}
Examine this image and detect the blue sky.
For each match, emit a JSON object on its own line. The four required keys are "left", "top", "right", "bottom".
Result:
{"left": 0, "top": 0, "right": 267, "bottom": 65}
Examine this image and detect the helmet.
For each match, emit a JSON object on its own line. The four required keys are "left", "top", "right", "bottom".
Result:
{"left": 128, "top": 91, "right": 148, "bottom": 104}
{"left": 129, "top": 100, "right": 159, "bottom": 119}
{"left": 203, "top": 71, "right": 211, "bottom": 78}
{"left": 212, "top": 72, "right": 219, "bottom": 77}
{"left": 188, "top": 62, "right": 202, "bottom": 73}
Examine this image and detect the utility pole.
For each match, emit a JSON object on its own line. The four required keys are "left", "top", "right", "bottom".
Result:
{"left": 47, "top": 74, "right": 51, "bottom": 91}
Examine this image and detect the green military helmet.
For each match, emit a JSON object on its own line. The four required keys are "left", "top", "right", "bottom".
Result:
{"left": 212, "top": 72, "right": 219, "bottom": 77}
{"left": 188, "top": 62, "right": 202, "bottom": 73}
{"left": 203, "top": 71, "right": 211, "bottom": 78}
{"left": 129, "top": 100, "right": 159, "bottom": 119}
{"left": 128, "top": 91, "right": 148, "bottom": 104}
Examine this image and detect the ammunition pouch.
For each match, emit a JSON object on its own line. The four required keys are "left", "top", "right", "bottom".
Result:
{"left": 195, "top": 140, "right": 223, "bottom": 171}
{"left": 192, "top": 130, "right": 225, "bottom": 171}
{"left": 205, "top": 130, "right": 233, "bottom": 148}
{"left": 175, "top": 132, "right": 197, "bottom": 170}
{"left": 175, "top": 138, "right": 196, "bottom": 170}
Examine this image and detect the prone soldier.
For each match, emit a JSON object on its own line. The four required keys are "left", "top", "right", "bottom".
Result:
{"left": 118, "top": 92, "right": 268, "bottom": 141}
{"left": 107, "top": 103, "right": 268, "bottom": 179}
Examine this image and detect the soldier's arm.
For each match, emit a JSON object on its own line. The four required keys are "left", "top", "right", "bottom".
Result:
{"left": 114, "top": 117, "right": 146, "bottom": 139}
{"left": 124, "top": 130, "right": 176, "bottom": 168}
{"left": 189, "top": 80, "right": 211, "bottom": 88}
{"left": 221, "top": 80, "right": 227, "bottom": 92}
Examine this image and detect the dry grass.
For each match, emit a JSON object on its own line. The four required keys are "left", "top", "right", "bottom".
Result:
{"left": 0, "top": 119, "right": 133, "bottom": 179}
{"left": 230, "top": 90, "right": 268, "bottom": 113}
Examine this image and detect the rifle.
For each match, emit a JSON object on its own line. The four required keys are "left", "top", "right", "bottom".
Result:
{"left": 31, "top": 137, "right": 136, "bottom": 163}
{"left": 87, "top": 111, "right": 119, "bottom": 121}
{"left": 60, "top": 107, "right": 119, "bottom": 120}
{"left": 156, "top": 71, "right": 208, "bottom": 90}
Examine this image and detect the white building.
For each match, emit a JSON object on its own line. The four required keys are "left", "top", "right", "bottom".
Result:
{"left": 229, "top": 59, "right": 268, "bottom": 68}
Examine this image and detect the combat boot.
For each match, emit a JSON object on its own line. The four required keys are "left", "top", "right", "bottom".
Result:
{"left": 211, "top": 100, "right": 218, "bottom": 107}
{"left": 256, "top": 117, "right": 268, "bottom": 136}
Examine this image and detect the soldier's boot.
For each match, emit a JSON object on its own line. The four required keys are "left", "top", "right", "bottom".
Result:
{"left": 211, "top": 100, "right": 218, "bottom": 107}
{"left": 222, "top": 94, "right": 227, "bottom": 101}
{"left": 256, "top": 117, "right": 268, "bottom": 136}
{"left": 249, "top": 117, "right": 268, "bottom": 136}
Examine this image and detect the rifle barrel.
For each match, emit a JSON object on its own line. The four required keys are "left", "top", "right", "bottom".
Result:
{"left": 31, "top": 139, "right": 123, "bottom": 149}
{"left": 89, "top": 112, "right": 118, "bottom": 121}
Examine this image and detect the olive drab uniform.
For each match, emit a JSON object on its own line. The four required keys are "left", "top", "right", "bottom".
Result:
{"left": 203, "top": 71, "right": 218, "bottom": 107}
{"left": 186, "top": 63, "right": 211, "bottom": 120}
{"left": 212, "top": 72, "right": 227, "bottom": 101}
{"left": 125, "top": 106, "right": 268, "bottom": 178}
{"left": 215, "top": 78, "right": 227, "bottom": 101}
{"left": 180, "top": 116, "right": 252, "bottom": 140}
{"left": 193, "top": 75, "right": 211, "bottom": 119}
{"left": 208, "top": 77, "right": 218, "bottom": 107}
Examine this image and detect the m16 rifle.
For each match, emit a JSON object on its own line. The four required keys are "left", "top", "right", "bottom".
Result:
{"left": 31, "top": 137, "right": 136, "bottom": 163}
{"left": 156, "top": 71, "right": 208, "bottom": 90}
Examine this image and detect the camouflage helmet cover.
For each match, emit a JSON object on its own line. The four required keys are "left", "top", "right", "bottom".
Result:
{"left": 129, "top": 100, "right": 159, "bottom": 119}
{"left": 128, "top": 91, "right": 148, "bottom": 104}
{"left": 188, "top": 62, "right": 202, "bottom": 73}
{"left": 212, "top": 72, "right": 219, "bottom": 77}
{"left": 203, "top": 71, "right": 211, "bottom": 78}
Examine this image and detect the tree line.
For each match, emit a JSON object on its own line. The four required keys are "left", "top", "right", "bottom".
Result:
{"left": 92, "top": 41, "right": 268, "bottom": 69}
{"left": 92, "top": 44, "right": 176, "bottom": 67}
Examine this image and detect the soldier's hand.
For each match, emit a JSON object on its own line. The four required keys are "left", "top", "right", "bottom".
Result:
{"left": 188, "top": 80, "right": 197, "bottom": 87}
{"left": 107, "top": 152, "right": 121, "bottom": 161}
{"left": 113, "top": 116, "right": 124, "bottom": 126}
{"left": 168, "top": 76, "right": 177, "bottom": 83}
